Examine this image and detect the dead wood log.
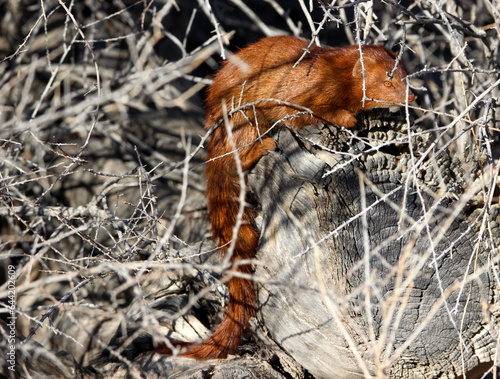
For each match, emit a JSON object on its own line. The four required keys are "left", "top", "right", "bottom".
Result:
{"left": 250, "top": 112, "right": 500, "bottom": 378}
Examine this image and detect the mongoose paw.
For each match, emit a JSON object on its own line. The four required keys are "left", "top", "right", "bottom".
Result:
{"left": 261, "top": 137, "right": 277, "bottom": 152}
{"left": 322, "top": 109, "right": 358, "bottom": 128}
{"left": 335, "top": 112, "right": 357, "bottom": 128}
{"left": 241, "top": 137, "right": 276, "bottom": 170}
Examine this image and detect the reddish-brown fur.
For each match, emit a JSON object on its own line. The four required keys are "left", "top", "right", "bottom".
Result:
{"left": 153, "top": 36, "right": 414, "bottom": 359}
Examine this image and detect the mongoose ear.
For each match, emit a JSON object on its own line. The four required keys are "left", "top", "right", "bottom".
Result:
{"left": 352, "top": 56, "right": 376, "bottom": 77}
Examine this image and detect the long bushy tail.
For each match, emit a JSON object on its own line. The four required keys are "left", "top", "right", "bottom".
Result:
{"left": 153, "top": 138, "right": 259, "bottom": 359}
{"left": 151, "top": 271, "right": 256, "bottom": 359}
{"left": 181, "top": 267, "right": 256, "bottom": 359}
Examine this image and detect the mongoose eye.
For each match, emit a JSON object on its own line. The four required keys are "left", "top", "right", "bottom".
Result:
{"left": 384, "top": 81, "right": 392, "bottom": 87}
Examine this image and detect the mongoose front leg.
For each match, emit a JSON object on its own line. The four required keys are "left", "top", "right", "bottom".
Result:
{"left": 240, "top": 137, "right": 276, "bottom": 171}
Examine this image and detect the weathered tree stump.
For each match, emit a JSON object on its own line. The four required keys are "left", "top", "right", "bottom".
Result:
{"left": 250, "top": 112, "right": 500, "bottom": 378}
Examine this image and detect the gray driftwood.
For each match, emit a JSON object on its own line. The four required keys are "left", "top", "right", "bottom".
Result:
{"left": 250, "top": 113, "right": 500, "bottom": 378}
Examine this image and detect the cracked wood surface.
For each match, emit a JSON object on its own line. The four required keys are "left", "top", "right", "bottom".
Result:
{"left": 251, "top": 114, "right": 500, "bottom": 378}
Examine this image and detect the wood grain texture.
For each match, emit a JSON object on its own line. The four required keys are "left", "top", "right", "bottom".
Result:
{"left": 250, "top": 115, "right": 499, "bottom": 378}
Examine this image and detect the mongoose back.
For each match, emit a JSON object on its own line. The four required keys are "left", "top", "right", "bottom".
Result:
{"left": 154, "top": 35, "right": 414, "bottom": 359}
